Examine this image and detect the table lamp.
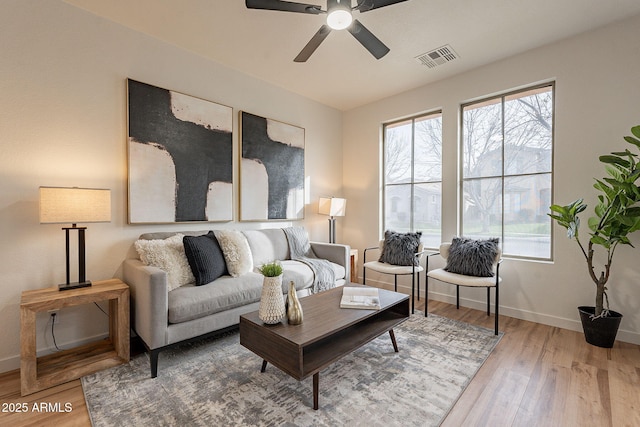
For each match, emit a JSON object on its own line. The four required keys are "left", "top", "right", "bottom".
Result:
{"left": 39, "top": 187, "right": 111, "bottom": 291}
{"left": 318, "top": 197, "right": 346, "bottom": 243}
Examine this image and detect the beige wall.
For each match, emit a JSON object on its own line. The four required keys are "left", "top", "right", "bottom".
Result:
{"left": 343, "top": 14, "right": 640, "bottom": 344}
{"left": 0, "top": 1, "right": 343, "bottom": 372}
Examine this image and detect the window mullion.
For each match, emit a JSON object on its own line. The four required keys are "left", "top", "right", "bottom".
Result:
{"left": 410, "top": 118, "right": 416, "bottom": 232}
{"left": 501, "top": 95, "right": 506, "bottom": 248}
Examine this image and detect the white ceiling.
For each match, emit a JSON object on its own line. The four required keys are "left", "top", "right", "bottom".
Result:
{"left": 63, "top": 0, "right": 640, "bottom": 111}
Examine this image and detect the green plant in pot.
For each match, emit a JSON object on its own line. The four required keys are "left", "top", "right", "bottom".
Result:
{"left": 258, "top": 261, "right": 285, "bottom": 324}
{"left": 548, "top": 125, "right": 640, "bottom": 348}
{"left": 258, "top": 261, "right": 283, "bottom": 277}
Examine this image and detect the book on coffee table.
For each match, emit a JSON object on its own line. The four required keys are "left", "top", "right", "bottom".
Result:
{"left": 340, "top": 287, "right": 381, "bottom": 310}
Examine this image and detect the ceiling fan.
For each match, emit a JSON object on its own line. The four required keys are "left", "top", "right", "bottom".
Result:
{"left": 245, "top": 0, "right": 409, "bottom": 62}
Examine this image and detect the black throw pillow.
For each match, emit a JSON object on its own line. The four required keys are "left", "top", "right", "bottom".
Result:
{"left": 378, "top": 230, "right": 422, "bottom": 266}
{"left": 183, "top": 232, "right": 228, "bottom": 286}
{"left": 444, "top": 237, "right": 499, "bottom": 277}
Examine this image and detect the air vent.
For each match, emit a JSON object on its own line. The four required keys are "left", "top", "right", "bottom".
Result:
{"left": 415, "top": 45, "right": 459, "bottom": 68}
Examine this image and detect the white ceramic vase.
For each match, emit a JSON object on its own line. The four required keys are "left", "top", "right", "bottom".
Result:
{"left": 258, "top": 275, "right": 286, "bottom": 324}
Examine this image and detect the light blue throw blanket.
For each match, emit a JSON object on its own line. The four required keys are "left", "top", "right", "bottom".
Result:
{"left": 283, "top": 226, "right": 336, "bottom": 293}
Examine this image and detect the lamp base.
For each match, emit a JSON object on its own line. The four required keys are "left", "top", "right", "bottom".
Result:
{"left": 58, "top": 281, "right": 92, "bottom": 291}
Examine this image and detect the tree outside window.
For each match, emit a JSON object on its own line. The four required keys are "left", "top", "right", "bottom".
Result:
{"left": 461, "top": 84, "right": 554, "bottom": 259}
{"left": 383, "top": 112, "right": 442, "bottom": 248}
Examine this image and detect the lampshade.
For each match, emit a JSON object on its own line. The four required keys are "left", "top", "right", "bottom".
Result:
{"left": 40, "top": 187, "right": 111, "bottom": 224}
{"left": 318, "top": 197, "right": 347, "bottom": 217}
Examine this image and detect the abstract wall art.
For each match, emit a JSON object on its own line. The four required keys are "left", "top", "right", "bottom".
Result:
{"left": 240, "top": 111, "right": 305, "bottom": 221}
{"left": 127, "top": 79, "right": 233, "bottom": 223}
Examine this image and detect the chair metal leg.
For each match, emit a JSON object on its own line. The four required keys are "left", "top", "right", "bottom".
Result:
{"left": 416, "top": 272, "right": 420, "bottom": 301}
{"left": 394, "top": 275, "right": 398, "bottom": 292}
{"left": 495, "top": 263, "right": 501, "bottom": 335}
{"left": 456, "top": 285, "right": 460, "bottom": 309}
{"left": 425, "top": 274, "right": 429, "bottom": 317}
{"left": 411, "top": 273, "right": 415, "bottom": 315}
{"left": 363, "top": 267, "right": 366, "bottom": 285}
{"left": 487, "top": 287, "right": 491, "bottom": 316}
{"left": 495, "top": 282, "right": 499, "bottom": 335}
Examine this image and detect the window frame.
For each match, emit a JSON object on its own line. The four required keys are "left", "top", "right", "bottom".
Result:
{"left": 382, "top": 110, "right": 443, "bottom": 249}
{"left": 459, "top": 82, "right": 555, "bottom": 261}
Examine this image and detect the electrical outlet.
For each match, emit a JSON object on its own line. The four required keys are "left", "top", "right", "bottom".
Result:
{"left": 48, "top": 309, "right": 59, "bottom": 315}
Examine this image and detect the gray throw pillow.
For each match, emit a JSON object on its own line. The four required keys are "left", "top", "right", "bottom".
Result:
{"left": 378, "top": 230, "right": 422, "bottom": 266}
{"left": 444, "top": 237, "right": 499, "bottom": 277}
{"left": 183, "top": 232, "right": 228, "bottom": 286}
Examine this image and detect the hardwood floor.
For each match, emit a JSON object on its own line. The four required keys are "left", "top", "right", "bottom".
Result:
{"left": 1, "top": 299, "right": 638, "bottom": 426}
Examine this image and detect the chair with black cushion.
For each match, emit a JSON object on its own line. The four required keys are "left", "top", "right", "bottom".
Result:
{"left": 425, "top": 237, "right": 502, "bottom": 335}
{"left": 363, "top": 231, "right": 426, "bottom": 314}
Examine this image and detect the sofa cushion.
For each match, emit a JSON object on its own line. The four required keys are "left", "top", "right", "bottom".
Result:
{"left": 183, "top": 232, "right": 228, "bottom": 286}
{"left": 213, "top": 230, "right": 253, "bottom": 277}
{"left": 168, "top": 273, "right": 264, "bottom": 324}
{"left": 243, "top": 229, "right": 291, "bottom": 267}
{"left": 279, "top": 260, "right": 346, "bottom": 292}
{"left": 280, "top": 260, "right": 314, "bottom": 292}
{"left": 168, "top": 260, "right": 344, "bottom": 324}
{"left": 134, "top": 234, "right": 194, "bottom": 291}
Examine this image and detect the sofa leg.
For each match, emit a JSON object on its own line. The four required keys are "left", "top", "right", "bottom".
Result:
{"left": 150, "top": 348, "right": 161, "bottom": 378}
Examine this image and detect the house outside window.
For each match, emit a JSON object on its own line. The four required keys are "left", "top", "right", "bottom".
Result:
{"left": 383, "top": 111, "right": 442, "bottom": 248}
{"left": 461, "top": 83, "right": 554, "bottom": 259}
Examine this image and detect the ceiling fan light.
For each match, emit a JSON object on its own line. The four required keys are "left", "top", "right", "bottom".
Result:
{"left": 327, "top": 9, "right": 352, "bottom": 30}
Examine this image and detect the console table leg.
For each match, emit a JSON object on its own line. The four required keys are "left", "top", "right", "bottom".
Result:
{"left": 389, "top": 329, "right": 399, "bottom": 353}
{"left": 313, "top": 373, "right": 319, "bottom": 410}
{"left": 261, "top": 360, "right": 268, "bottom": 373}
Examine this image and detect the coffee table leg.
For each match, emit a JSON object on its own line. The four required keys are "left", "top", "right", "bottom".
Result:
{"left": 313, "top": 373, "right": 319, "bottom": 410}
{"left": 261, "top": 360, "right": 268, "bottom": 372}
{"left": 389, "top": 329, "right": 399, "bottom": 353}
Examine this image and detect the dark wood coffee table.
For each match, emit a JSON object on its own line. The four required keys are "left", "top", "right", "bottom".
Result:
{"left": 239, "top": 285, "right": 410, "bottom": 410}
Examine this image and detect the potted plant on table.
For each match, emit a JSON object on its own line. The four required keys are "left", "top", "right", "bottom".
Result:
{"left": 548, "top": 124, "right": 640, "bottom": 348}
{"left": 258, "top": 261, "right": 286, "bottom": 324}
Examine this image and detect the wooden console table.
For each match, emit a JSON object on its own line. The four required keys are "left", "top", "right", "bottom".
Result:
{"left": 20, "top": 278, "right": 129, "bottom": 396}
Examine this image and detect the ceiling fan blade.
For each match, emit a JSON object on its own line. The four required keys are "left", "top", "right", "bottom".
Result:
{"left": 347, "top": 19, "right": 390, "bottom": 59}
{"left": 246, "top": 0, "right": 322, "bottom": 14}
{"left": 356, "top": 0, "right": 409, "bottom": 12}
{"left": 294, "top": 25, "right": 332, "bottom": 62}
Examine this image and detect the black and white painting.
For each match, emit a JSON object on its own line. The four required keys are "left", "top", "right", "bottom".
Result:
{"left": 127, "top": 79, "right": 233, "bottom": 223}
{"left": 240, "top": 112, "right": 305, "bottom": 221}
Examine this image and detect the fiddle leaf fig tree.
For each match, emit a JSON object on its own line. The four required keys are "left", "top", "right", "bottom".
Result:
{"left": 549, "top": 125, "right": 640, "bottom": 318}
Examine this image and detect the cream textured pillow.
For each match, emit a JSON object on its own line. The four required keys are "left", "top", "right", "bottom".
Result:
{"left": 134, "top": 233, "right": 195, "bottom": 291}
{"left": 213, "top": 230, "right": 253, "bottom": 277}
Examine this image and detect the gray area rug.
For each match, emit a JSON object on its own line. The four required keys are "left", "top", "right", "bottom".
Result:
{"left": 82, "top": 313, "right": 502, "bottom": 426}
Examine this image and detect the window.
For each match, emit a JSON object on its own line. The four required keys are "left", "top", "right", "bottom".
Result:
{"left": 461, "top": 84, "right": 554, "bottom": 259}
{"left": 383, "top": 111, "right": 442, "bottom": 248}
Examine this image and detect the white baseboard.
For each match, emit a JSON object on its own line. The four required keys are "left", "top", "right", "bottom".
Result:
{"left": 0, "top": 333, "right": 109, "bottom": 374}
{"left": 362, "top": 278, "right": 640, "bottom": 346}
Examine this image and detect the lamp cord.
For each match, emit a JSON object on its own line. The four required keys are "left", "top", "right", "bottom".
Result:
{"left": 51, "top": 313, "right": 62, "bottom": 351}
{"left": 49, "top": 303, "right": 109, "bottom": 352}
{"left": 94, "top": 302, "right": 108, "bottom": 316}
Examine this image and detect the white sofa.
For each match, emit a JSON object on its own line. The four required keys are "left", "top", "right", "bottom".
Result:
{"left": 122, "top": 228, "right": 350, "bottom": 377}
